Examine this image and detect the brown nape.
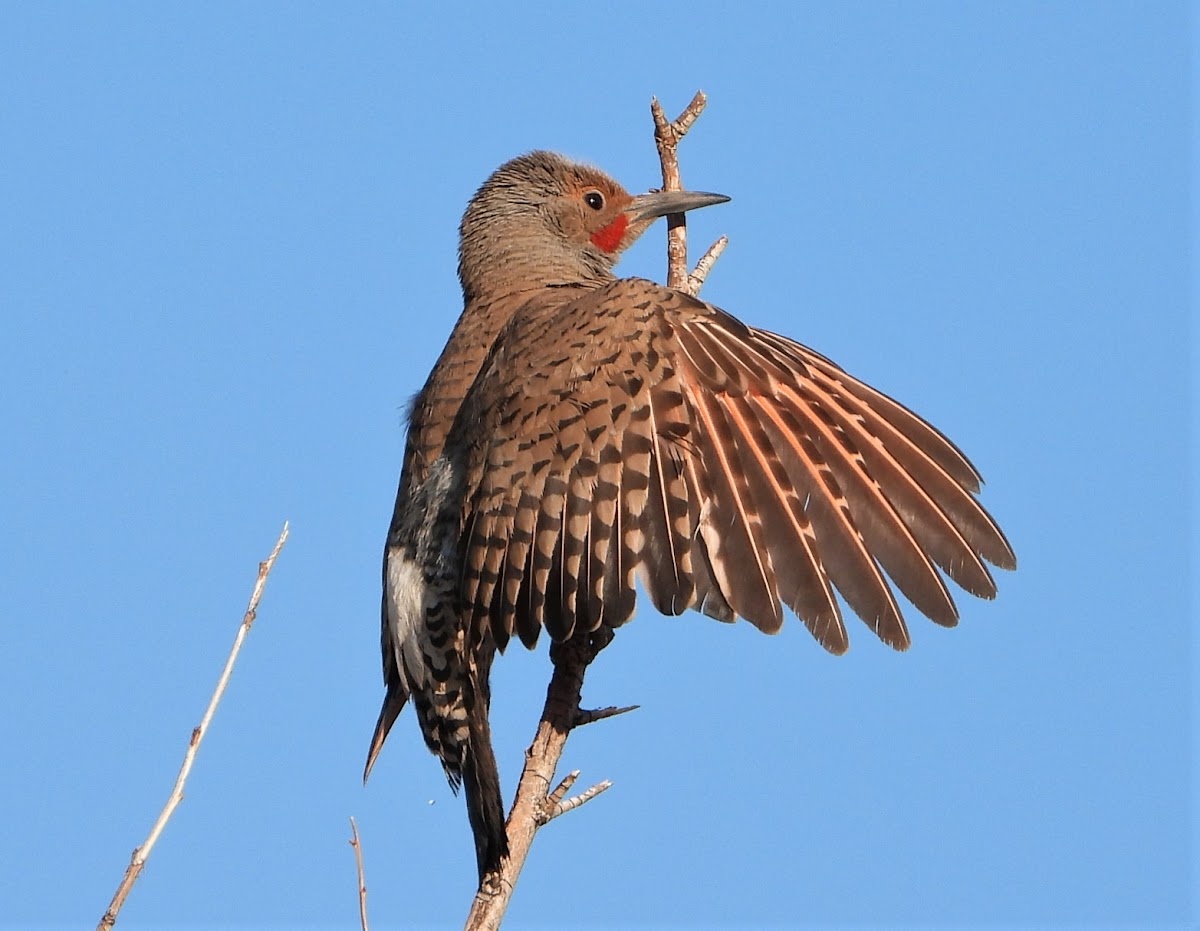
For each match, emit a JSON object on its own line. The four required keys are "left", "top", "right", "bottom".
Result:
{"left": 456, "top": 152, "right": 637, "bottom": 304}
{"left": 372, "top": 150, "right": 1015, "bottom": 882}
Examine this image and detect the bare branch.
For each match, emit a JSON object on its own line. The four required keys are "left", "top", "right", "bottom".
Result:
{"left": 573, "top": 704, "right": 640, "bottom": 728}
{"left": 97, "top": 522, "right": 290, "bottom": 931}
{"left": 536, "top": 767, "right": 614, "bottom": 824}
{"left": 544, "top": 770, "right": 580, "bottom": 810}
{"left": 686, "top": 235, "right": 729, "bottom": 297}
{"left": 349, "top": 817, "right": 370, "bottom": 931}
{"left": 542, "top": 779, "right": 613, "bottom": 824}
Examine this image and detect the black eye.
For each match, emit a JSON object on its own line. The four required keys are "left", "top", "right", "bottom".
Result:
{"left": 584, "top": 191, "right": 605, "bottom": 211}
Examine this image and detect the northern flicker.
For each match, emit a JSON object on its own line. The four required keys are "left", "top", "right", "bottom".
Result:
{"left": 364, "top": 150, "right": 1015, "bottom": 883}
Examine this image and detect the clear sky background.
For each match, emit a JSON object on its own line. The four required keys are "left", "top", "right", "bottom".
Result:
{"left": 1, "top": 3, "right": 1193, "bottom": 929}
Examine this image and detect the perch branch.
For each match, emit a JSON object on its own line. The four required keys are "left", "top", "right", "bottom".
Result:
{"left": 97, "top": 522, "right": 290, "bottom": 931}
{"left": 463, "top": 629, "right": 615, "bottom": 931}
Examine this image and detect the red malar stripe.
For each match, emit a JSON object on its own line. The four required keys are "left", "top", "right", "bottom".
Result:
{"left": 590, "top": 214, "right": 629, "bottom": 253}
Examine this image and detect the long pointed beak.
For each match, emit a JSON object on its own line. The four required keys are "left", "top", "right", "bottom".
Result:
{"left": 625, "top": 189, "right": 730, "bottom": 221}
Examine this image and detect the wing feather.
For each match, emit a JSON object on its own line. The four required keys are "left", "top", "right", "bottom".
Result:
{"left": 686, "top": 386, "right": 782, "bottom": 629}
{"left": 449, "top": 279, "right": 1012, "bottom": 655}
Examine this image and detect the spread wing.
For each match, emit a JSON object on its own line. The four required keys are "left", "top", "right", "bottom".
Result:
{"left": 451, "top": 278, "right": 1015, "bottom": 655}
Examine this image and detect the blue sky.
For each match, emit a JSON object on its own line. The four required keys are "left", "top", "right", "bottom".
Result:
{"left": 1, "top": 3, "right": 1193, "bottom": 929}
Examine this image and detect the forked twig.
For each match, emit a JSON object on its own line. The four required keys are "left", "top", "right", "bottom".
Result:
{"left": 651, "top": 91, "right": 727, "bottom": 295}
{"left": 97, "top": 522, "right": 290, "bottom": 931}
{"left": 542, "top": 775, "right": 613, "bottom": 824}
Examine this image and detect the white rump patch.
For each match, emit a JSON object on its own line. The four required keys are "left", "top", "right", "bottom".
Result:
{"left": 386, "top": 550, "right": 428, "bottom": 689}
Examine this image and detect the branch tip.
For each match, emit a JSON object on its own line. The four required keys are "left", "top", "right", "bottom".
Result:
{"left": 573, "top": 704, "right": 640, "bottom": 728}
{"left": 547, "top": 770, "right": 581, "bottom": 808}
{"left": 349, "top": 816, "right": 370, "bottom": 931}
{"left": 686, "top": 235, "right": 729, "bottom": 297}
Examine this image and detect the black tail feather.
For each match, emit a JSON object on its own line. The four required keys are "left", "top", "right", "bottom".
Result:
{"left": 463, "top": 705, "right": 508, "bottom": 883}
{"left": 363, "top": 684, "right": 408, "bottom": 784}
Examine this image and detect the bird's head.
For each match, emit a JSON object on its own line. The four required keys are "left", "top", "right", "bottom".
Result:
{"left": 457, "top": 151, "right": 728, "bottom": 302}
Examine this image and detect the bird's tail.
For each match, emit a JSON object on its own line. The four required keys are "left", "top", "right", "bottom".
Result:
{"left": 462, "top": 697, "right": 508, "bottom": 883}
{"left": 363, "top": 682, "right": 408, "bottom": 784}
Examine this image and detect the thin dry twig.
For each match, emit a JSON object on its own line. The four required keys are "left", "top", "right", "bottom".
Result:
{"left": 97, "top": 522, "right": 290, "bottom": 931}
{"left": 349, "top": 817, "right": 370, "bottom": 931}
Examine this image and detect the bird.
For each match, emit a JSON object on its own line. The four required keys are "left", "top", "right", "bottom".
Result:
{"left": 363, "top": 150, "right": 1016, "bottom": 884}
